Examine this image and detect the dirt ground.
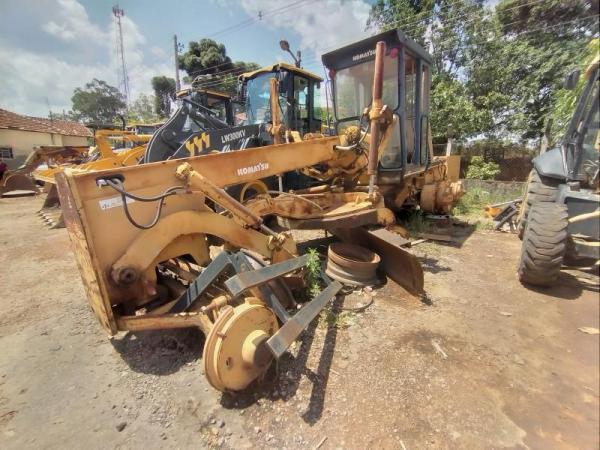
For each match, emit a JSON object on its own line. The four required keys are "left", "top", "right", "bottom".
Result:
{"left": 0, "top": 195, "right": 598, "bottom": 450}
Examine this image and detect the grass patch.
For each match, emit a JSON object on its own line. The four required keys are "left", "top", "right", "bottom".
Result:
{"left": 319, "top": 307, "right": 355, "bottom": 329}
{"left": 404, "top": 210, "right": 433, "bottom": 235}
{"left": 452, "top": 186, "right": 522, "bottom": 217}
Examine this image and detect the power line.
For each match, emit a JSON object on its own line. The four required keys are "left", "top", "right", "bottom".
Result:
{"left": 296, "top": 0, "right": 592, "bottom": 68}
{"left": 206, "top": 0, "right": 312, "bottom": 38}
{"left": 178, "top": 0, "right": 320, "bottom": 79}
{"left": 187, "top": 3, "right": 598, "bottom": 92}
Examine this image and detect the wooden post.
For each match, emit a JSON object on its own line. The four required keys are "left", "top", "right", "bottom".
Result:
{"left": 445, "top": 137, "right": 453, "bottom": 156}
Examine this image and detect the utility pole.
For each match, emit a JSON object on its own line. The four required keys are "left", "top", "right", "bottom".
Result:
{"left": 113, "top": 5, "right": 130, "bottom": 105}
{"left": 173, "top": 34, "right": 181, "bottom": 92}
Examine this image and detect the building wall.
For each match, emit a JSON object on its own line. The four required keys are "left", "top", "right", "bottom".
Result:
{"left": 0, "top": 130, "right": 89, "bottom": 169}
{"left": 62, "top": 135, "right": 90, "bottom": 147}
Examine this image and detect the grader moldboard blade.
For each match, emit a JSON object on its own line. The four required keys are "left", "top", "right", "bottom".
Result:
{"left": 333, "top": 227, "right": 424, "bottom": 295}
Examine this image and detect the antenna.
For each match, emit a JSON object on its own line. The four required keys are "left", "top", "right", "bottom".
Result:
{"left": 112, "top": 5, "right": 130, "bottom": 106}
{"left": 45, "top": 97, "right": 52, "bottom": 121}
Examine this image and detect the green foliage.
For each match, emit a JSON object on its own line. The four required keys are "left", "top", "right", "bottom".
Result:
{"left": 451, "top": 185, "right": 522, "bottom": 215}
{"left": 151, "top": 76, "right": 176, "bottom": 118}
{"left": 404, "top": 210, "right": 432, "bottom": 234}
{"left": 179, "top": 39, "right": 232, "bottom": 76}
{"left": 465, "top": 156, "right": 500, "bottom": 180}
{"left": 126, "top": 93, "right": 160, "bottom": 124}
{"left": 70, "top": 79, "right": 125, "bottom": 124}
{"left": 367, "top": 0, "right": 434, "bottom": 46}
{"left": 178, "top": 40, "right": 259, "bottom": 96}
{"left": 430, "top": 74, "right": 485, "bottom": 138}
{"left": 367, "top": 0, "right": 597, "bottom": 141}
{"left": 319, "top": 307, "right": 355, "bottom": 329}
{"left": 550, "top": 39, "right": 600, "bottom": 142}
{"left": 304, "top": 248, "right": 322, "bottom": 299}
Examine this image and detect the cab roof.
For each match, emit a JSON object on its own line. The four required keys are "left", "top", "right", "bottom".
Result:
{"left": 239, "top": 62, "right": 323, "bottom": 82}
{"left": 175, "top": 88, "right": 231, "bottom": 99}
{"left": 321, "top": 28, "right": 433, "bottom": 71}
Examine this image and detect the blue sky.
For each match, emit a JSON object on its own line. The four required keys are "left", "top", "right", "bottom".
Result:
{"left": 0, "top": 0, "right": 374, "bottom": 116}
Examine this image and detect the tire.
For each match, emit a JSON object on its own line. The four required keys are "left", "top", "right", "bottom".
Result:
{"left": 517, "top": 169, "right": 559, "bottom": 240}
{"left": 517, "top": 203, "right": 568, "bottom": 287}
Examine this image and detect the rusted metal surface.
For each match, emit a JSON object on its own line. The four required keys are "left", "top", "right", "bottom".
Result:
{"left": 177, "top": 162, "right": 264, "bottom": 229}
{"left": 325, "top": 243, "right": 381, "bottom": 286}
{"left": 367, "top": 41, "right": 386, "bottom": 198}
{"left": 0, "top": 173, "right": 38, "bottom": 197}
{"left": 55, "top": 171, "right": 118, "bottom": 335}
{"left": 333, "top": 227, "right": 424, "bottom": 295}
{"left": 266, "top": 280, "right": 342, "bottom": 358}
{"left": 269, "top": 77, "right": 285, "bottom": 145}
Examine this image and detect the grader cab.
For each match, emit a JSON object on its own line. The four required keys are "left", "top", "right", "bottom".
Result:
{"left": 322, "top": 29, "right": 461, "bottom": 212}
{"left": 55, "top": 30, "right": 463, "bottom": 393}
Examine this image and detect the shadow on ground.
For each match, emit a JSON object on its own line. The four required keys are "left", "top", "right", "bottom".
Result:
{"left": 111, "top": 327, "right": 204, "bottom": 376}
{"left": 220, "top": 294, "right": 345, "bottom": 425}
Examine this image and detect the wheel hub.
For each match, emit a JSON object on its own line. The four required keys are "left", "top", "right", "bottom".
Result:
{"left": 203, "top": 298, "right": 278, "bottom": 391}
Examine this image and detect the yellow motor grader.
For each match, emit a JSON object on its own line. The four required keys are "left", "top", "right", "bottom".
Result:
{"left": 56, "top": 30, "right": 462, "bottom": 392}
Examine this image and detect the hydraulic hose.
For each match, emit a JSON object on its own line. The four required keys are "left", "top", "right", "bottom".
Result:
{"left": 103, "top": 178, "right": 185, "bottom": 229}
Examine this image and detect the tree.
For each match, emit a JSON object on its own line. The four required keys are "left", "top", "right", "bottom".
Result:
{"left": 151, "top": 76, "right": 176, "bottom": 118}
{"left": 70, "top": 79, "right": 126, "bottom": 124}
{"left": 367, "top": 0, "right": 434, "bottom": 47}
{"left": 490, "top": 0, "right": 598, "bottom": 140}
{"left": 367, "top": 1, "right": 492, "bottom": 139}
{"left": 549, "top": 38, "right": 599, "bottom": 143}
{"left": 127, "top": 93, "right": 160, "bottom": 124}
{"left": 178, "top": 39, "right": 259, "bottom": 96}
{"left": 366, "top": 0, "right": 599, "bottom": 141}
{"left": 179, "top": 39, "right": 233, "bottom": 78}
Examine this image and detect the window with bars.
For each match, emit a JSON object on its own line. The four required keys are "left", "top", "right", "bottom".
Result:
{"left": 0, "top": 148, "right": 14, "bottom": 159}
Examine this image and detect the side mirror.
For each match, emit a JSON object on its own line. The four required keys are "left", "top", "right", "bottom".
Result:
{"left": 564, "top": 69, "right": 580, "bottom": 90}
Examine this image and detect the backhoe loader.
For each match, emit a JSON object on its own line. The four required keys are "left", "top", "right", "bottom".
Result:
{"left": 55, "top": 30, "right": 462, "bottom": 392}
{"left": 144, "top": 64, "right": 323, "bottom": 163}
{"left": 517, "top": 57, "right": 599, "bottom": 287}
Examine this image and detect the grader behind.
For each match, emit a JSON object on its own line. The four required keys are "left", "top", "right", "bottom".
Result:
{"left": 0, "top": 144, "right": 89, "bottom": 197}
{"left": 57, "top": 30, "right": 462, "bottom": 392}
{"left": 35, "top": 128, "right": 153, "bottom": 228}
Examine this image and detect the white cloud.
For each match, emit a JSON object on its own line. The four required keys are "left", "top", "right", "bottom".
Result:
{"left": 0, "top": 46, "right": 113, "bottom": 115}
{"left": 2, "top": 0, "right": 172, "bottom": 116}
{"left": 238, "top": 0, "right": 371, "bottom": 65}
{"left": 42, "top": 21, "right": 76, "bottom": 41}
{"left": 42, "top": 0, "right": 108, "bottom": 47}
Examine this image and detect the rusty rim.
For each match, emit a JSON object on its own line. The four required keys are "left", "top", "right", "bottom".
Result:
{"left": 325, "top": 243, "right": 381, "bottom": 286}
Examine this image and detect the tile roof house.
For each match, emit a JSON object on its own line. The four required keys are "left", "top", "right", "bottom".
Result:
{"left": 0, "top": 108, "right": 91, "bottom": 169}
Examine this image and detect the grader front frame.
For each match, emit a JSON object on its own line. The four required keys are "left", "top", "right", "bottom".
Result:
{"left": 56, "top": 133, "right": 394, "bottom": 390}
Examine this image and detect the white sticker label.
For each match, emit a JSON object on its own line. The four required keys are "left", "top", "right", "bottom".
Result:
{"left": 98, "top": 195, "right": 135, "bottom": 210}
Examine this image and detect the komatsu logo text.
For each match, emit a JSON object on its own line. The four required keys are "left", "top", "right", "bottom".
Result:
{"left": 352, "top": 49, "right": 376, "bottom": 62}
{"left": 237, "top": 162, "right": 269, "bottom": 176}
{"left": 222, "top": 129, "right": 246, "bottom": 144}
